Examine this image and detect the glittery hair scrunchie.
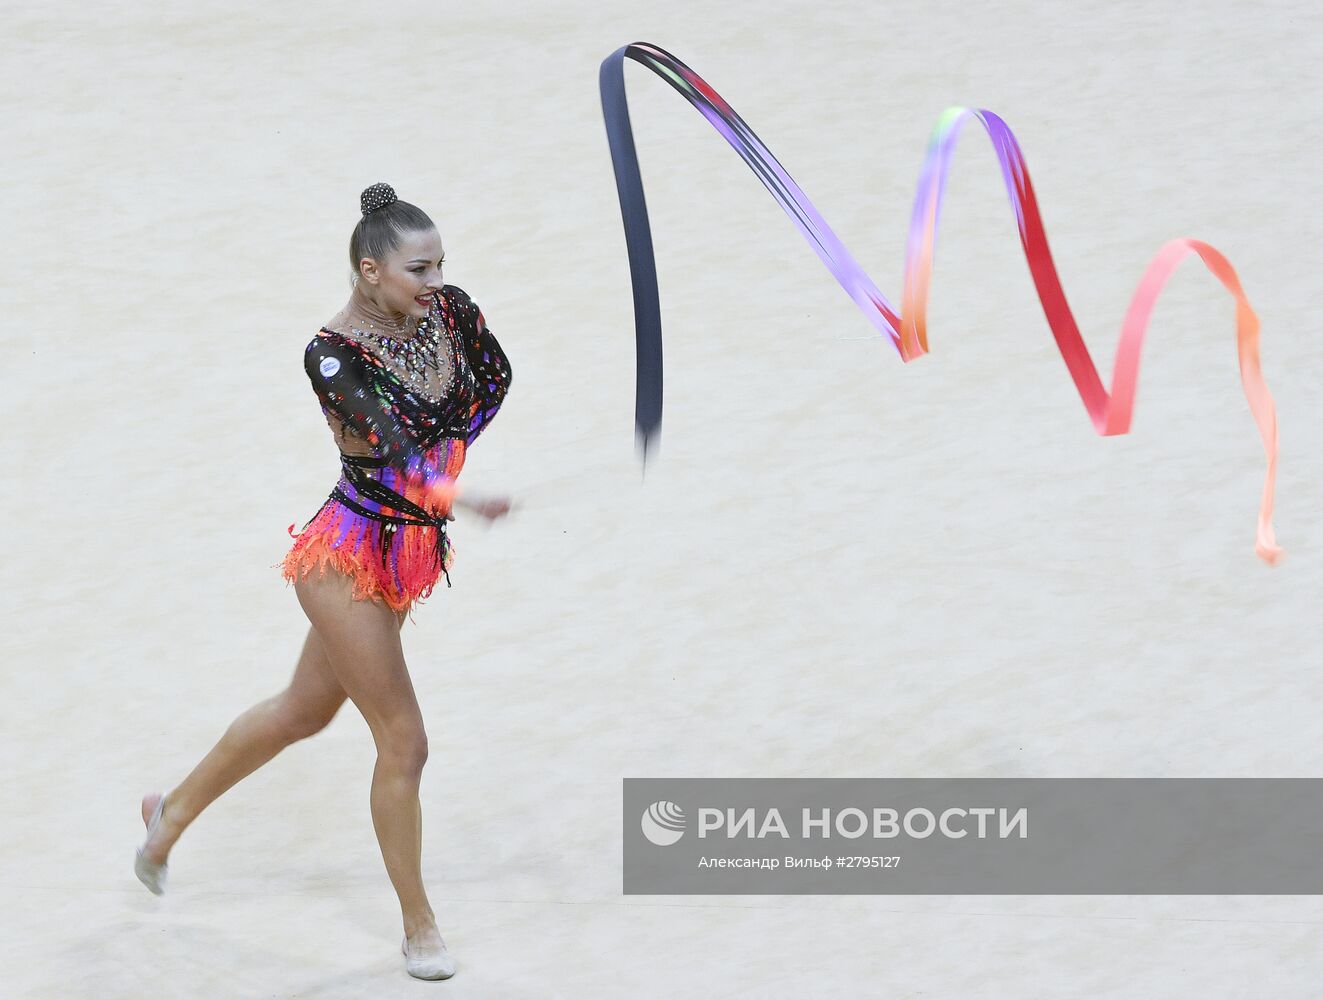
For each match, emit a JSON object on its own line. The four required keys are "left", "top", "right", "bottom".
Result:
{"left": 361, "top": 182, "right": 398, "bottom": 218}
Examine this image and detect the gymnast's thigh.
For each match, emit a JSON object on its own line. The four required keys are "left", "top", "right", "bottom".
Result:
{"left": 292, "top": 565, "right": 424, "bottom": 744}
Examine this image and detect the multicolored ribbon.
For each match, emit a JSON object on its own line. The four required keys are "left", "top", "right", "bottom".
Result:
{"left": 599, "top": 41, "right": 1282, "bottom": 564}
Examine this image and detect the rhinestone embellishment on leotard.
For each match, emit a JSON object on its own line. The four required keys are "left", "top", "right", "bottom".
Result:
{"left": 335, "top": 297, "right": 468, "bottom": 404}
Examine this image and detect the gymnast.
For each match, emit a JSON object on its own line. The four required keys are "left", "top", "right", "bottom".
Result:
{"left": 134, "top": 182, "right": 513, "bottom": 981}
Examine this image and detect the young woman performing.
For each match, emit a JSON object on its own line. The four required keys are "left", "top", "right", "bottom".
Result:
{"left": 133, "top": 182, "right": 513, "bottom": 981}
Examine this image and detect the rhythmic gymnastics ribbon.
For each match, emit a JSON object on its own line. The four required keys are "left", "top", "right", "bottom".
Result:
{"left": 598, "top": 41, "right": 1282, "bottom": 564}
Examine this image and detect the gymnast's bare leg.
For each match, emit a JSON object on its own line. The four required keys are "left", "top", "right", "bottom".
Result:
{"left": 289, "top": 567, "right": 446, "bottom": 957}
{"left": 137, "top": 571, "right": 411, "bottom": 885}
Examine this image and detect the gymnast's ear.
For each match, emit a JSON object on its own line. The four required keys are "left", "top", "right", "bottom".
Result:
{"left": 355, "top": 255, "right": 382, "bottom": 286}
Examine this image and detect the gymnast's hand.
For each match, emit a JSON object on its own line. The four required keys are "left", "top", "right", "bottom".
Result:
{"left": 420, "top": 477, "right": 512, "bottom": 523}
{"left": 453, "top": 491, "right": 513, "bottom": 522}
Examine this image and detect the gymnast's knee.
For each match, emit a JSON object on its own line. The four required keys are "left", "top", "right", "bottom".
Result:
{"left": 376, "top": 724, "right": 429, "bottom": 778}
{"left": 273, "top": 695, "right": 340, "bottom": 743}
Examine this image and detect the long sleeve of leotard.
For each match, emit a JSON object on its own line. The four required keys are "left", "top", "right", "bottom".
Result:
{"left": 448, "top": 286, "right": 513, "bottom": 446}
{"left": 302, "top": 332, "right": 435, "bottom": 481}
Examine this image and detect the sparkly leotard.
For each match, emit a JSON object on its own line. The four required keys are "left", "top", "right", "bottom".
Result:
{"left": 277, "top": 284, "right": 512, "bottom": 614}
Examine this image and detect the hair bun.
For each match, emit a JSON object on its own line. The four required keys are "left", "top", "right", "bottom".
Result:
{"left": 360, "top": 182, "right": 397, "bottom": 218}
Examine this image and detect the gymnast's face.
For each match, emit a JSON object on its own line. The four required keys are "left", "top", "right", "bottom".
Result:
{"left": 356, "top": 228, "right": 447, "bottom": 319}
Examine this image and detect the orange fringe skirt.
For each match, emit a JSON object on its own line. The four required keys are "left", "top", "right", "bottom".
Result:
{"left": 278, "top": 442, "right": 465, "bottom": 616}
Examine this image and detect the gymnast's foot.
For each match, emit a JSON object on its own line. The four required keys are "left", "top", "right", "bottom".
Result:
{"left": 139, "top": 792, "right": 184, "bottom": 865}
{"left": 402, "top": 921, "right": 456, "bottom": 980}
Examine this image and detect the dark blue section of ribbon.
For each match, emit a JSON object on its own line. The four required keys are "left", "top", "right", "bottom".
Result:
{"left": 599, "top": 44, "right": 664, "bottom": 464}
